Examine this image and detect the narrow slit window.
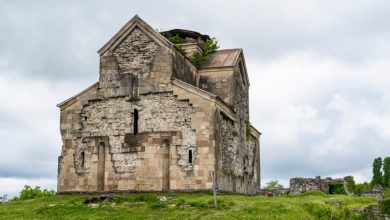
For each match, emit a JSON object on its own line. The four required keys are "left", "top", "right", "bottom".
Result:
{"left": 81, "top": 152, "right": 85, "bottom": 168}
{"left": 188, "top": 150, "right": 193, "bottom": 163}
{"left": 133, "top": 109, "right": 138, "bottom": 135}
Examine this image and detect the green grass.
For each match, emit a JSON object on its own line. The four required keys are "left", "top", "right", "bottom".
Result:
{"left": 0, "top": 192, "right": 377, "bottom": 220}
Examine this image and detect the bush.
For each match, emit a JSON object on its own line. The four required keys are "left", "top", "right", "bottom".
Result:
{"left": 149, "top": 201, "right": 167, "bottom": 209}
{"left": 329, "top": 182, "right": 346, "bottom": 195}
{"left": 380, "top": 199, "right": 390, "bottom": 214}
{"left": 13, "top": 185, "right": 55, "bottom": 201}
{"left": 264, "top": 180, "right": 284, "bottom": 191}
{"left": 344, "top": 176, "right": 356, "bottom": 193}
{"left": 354, "top": 182, "right": 371, "bottom": 196}
{"left": 302, "top": 202, "right": 344, "bottom": 219}
{"left": 300, "top": 191, "right": 327, "bottom": 197}
{"left": 385, "top": 188, "right": 390, "bottom": 200}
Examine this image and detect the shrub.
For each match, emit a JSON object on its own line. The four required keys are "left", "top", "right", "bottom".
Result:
{"left": 203, "top": 38, "right": 220, "bottom": 55}
{"left": 166, "top": 34, "right": 186, "bottom": 55}
{"left": 344, "top": 176, "right": 356, "bottom": 193}
{"left": 189, "top": 201, "right": 207, "bottom": 208}
{"left": 132, "top": 194, "right": 159, "bottom": 203}
{"left": 190, "top": 51, "right": 205, "bottom": 65}
{"left": 13, "top": 185, "right": 55, "bottom": 201}
{"left": 329, "top": 182, "right": 346, "bottom": 195}
{"left": 264, "top": 180, "right": 284, "bottom": 191}
{"left": 354, "top": 182, "right": 371, "bottom": 196}
{"left": 191, "top": 38, "right": 220, "bottom": 66}
{"left": 149, "top": 201, "right": 167, "bottom": 209}
{"left": 385, "top": 188, "right": 390, "bottom": 200}
{"left": 176, "top": 198, "right": 187, "bottom": 207}
{"left": 380, "top": 199, "right": 390, "bottom": 214}
{"left": 300, "top": 191, "right": 327, "bottom": 197}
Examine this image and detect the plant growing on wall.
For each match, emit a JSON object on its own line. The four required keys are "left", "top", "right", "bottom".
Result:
{"left": 163, "top": 33, "right": 186, "bottom": 55}
{"left": 190, "top": 38, "right": 220, "bottom": 66}
{"left": 231, "top": 130, "right": 238, "bottom": 137}
{"left": 161, "top": 30, "right": 220, "bottom": 66}
{"left": 246, "top": 122, "right": 251, "bottom": 138}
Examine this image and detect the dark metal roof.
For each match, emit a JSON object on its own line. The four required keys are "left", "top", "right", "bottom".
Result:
{"left": 198, "top": 49, "right": 241, "bottom": 69}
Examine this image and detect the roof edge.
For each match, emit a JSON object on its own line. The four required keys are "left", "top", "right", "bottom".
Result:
{"left": 172, "top": 77, "right": 236, "bottom": 121}
{"left": 249, "top": 125, "right": 261, "bottom": 137}
{"left": 97, "top": 15, "right": 173, "bottom": 55}
{"left": 57, "top": 82, "right": 99, "bottom": 108}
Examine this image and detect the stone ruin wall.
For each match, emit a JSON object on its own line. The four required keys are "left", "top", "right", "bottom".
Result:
{"left": 215, "top": 62, "right": 259, "bottom": 194}
{"left": 59, "top": 27, "right": 200, "bottom": 192}
{"left": 58, "top": 24, "right": 259, "bottom": 194}
{"left": 76, "top": 92, "right": 197, "bottom": 174}
{"left": 58, "top": 89, "right": 201, "bottom": 190}
{"left": 289, "top": 176, "right": 353, "bottom": 195}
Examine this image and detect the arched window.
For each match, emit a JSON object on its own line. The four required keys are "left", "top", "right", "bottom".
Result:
{"left": 81, "top": 152, "right": 85, "bottom": 168}
{"left": 133, "top": 109, "right": 138, "bottom": 135}
{"left": 188, "top": 150, "right": 193, "bottom": 164}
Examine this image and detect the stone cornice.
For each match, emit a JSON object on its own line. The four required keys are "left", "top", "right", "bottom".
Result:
{"left": 57, "top": 82, "right": 99, "bottom": 109}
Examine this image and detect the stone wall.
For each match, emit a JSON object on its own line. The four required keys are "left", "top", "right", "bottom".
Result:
{"left": 57, "top": 17, "right": 260, "bottom": 194}
{"left": 289, "top": 176, "right": 351, "bottom": 195}
{"left": 290, "top": 177, "right": 322, "bottom": 194}
{"left": 214, "top": 59, "right": 260, "bottom": 195}
{"left": 58, "top": 89, "right": 209, "bottom": 191}
{"left": 198, "top": 69, "right": 235, "bottom": 107}
{"left": 172, "top": 52, "right": 197, "bottom": 86}
{"left": 112, "top": 28, "right": 159, "bottom": 73}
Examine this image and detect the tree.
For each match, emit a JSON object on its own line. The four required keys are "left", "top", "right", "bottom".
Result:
{"left": 354, "top": 182, "right": 371, "bottom": 196}
{"left": 372, "top": 157, "right": 383, "bottom": 186}
{"left": 344, "top": 176, "right": 356, "bottom": 193}
{"left": 264, "top": 180, "right": 284, "bottom": 191}
{"left": 383, "top": 157, "right": 390, "bottom": 187}
{"left": 12, "top": 185, "right": 55, "bottom": 201}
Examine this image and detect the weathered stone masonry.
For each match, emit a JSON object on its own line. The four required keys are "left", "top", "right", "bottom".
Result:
{"left": 57, "top": 15, "right": 261, "bottom": 194}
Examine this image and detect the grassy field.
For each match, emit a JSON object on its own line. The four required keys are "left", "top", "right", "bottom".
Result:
{"left": 0, "top": 191, "right": 377, "bottom": 220}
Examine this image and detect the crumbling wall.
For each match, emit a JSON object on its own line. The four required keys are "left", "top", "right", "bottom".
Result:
{"left": 113, "top": 28, "right": 159, "bottom": 73}
{"left": 220, "top": 115, "right": 237, "bottom": 173}
{"left": 58, "top": 19, "right": 258, "bottom": 194}
{"left": 76, "top": 92, "right": 196, "bottom": 174}
{"left": 290, "top": 177, "right": 322, "bottom": 194}
{"left": 215, "top": 62, "right": 259, "bottom": 194}
{"left": 137, "top": 92, "right": 197, "bottom": 171}
{"left": 289, "top": 176, "right": 350, "bottom": 195}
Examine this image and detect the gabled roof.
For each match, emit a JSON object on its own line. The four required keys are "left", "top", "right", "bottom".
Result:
{"left": 57, "top": 82, "right": 99, "bottom": 109}
{"left": 198, "top": 49, "right": 241, "bottom": 69}
{"left": 97, "top": 15, "right": 173, "bottom": 55}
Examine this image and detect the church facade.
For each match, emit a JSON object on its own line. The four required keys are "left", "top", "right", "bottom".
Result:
{"left": 57, "top": 15, "right": 261, "bottom": 194}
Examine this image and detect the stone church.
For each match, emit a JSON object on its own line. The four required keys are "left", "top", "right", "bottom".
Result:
{"left": 57, "top": 15, "right": 261, "bottom": 194}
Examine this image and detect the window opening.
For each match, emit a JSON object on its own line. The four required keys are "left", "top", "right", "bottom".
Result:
{"left": 133, "top": 109, "right": 138, "bottom": 135}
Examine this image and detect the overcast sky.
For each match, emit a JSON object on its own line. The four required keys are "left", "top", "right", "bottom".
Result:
{"left": 1, "top": 0, "right": 390, "bottom": 197}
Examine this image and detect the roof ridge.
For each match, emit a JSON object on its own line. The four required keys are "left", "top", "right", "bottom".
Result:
{"left": 214, "top": 48, "right": 242, "bottom": 52}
